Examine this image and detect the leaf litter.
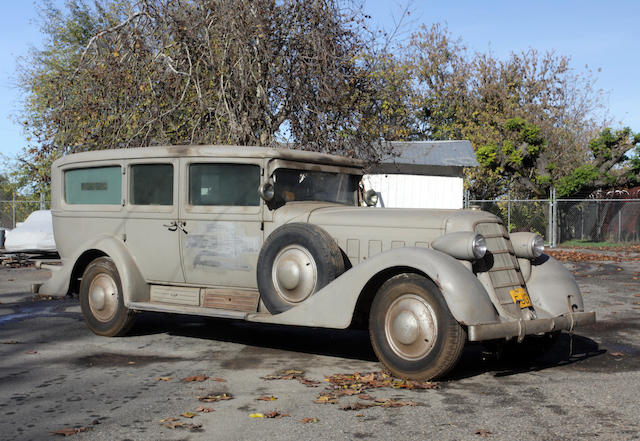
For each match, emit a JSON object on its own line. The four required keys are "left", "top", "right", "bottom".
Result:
{"left": 250, "top": 410, "right": 290, "bottom": 419}
{"left": 51, "top": 427, "right": 87, "bottom": 436}
{"left": 261, "top": 368, "right": 320, "bottom": 387}
{"left": 314, "top": 371, "right": 435, "bottom": 410}
{"left": 197, "top": 392, "right": 233, "bottom": 402}
{"left": 183, "top": 375, "right": 209, "bottom": 382}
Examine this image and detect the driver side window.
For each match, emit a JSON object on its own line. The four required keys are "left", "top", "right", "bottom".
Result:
{"left": 189, "top": 163, "right": 260, "bottom": 206}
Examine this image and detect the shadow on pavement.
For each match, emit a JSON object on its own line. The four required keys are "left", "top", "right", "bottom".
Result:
{"left": 129, "top": 312, "right": 379, "bottom": 362}
{"left": 451, "top": 333, "right": 607, "bottom": 380}
{"left": 128, "top": 313, "right": 614, "bottom": 378}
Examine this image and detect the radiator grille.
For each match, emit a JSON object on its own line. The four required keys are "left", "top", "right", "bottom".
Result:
{"left": 475, "top": 222, "right": 526, "bottom": 316}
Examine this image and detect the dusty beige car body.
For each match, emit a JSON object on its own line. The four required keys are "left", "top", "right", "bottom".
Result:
{"left": 39, "top": 146, "right": 595, "bottom": 379}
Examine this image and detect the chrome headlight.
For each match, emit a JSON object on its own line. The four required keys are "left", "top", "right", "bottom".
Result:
{"left": 531, "top": 235, "right": 545, "bottom": 258}
{"left": 363, "top": 189, "right": 378, "bottom": 207}
{"left": 510, "top": 232, "right": 545, "bottom": 259}
{"left": 432, "top": 232, "right": 487, "bottom": 260}
{"left": 472, "top": 234, "right": 487, "bottom": 259}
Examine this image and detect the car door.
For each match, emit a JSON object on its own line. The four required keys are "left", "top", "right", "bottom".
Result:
{"left": 179, "top": 159, "right": 263, "bottom": 288}
{"left": 124, "top": 159, "right": 185, "bottom": 283}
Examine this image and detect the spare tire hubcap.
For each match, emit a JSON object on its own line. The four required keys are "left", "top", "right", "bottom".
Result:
{"left": 272, "top": 245, "right": 317, "bottom": 303}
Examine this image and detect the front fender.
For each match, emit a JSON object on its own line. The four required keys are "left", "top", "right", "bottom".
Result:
{"left": 526, "top": 254, "right": 584, "bottom": 317}
{"left": 248, "top": 247, "right": 498, "bottom": 329}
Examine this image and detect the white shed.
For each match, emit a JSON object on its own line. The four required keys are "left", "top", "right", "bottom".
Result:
{"left": 364, "top": 141, "right": 477, "bottom": 209}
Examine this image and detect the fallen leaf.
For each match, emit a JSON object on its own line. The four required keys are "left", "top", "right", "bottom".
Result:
{"left": 610, "top": 351, "right": 625, "bottom": 357}
{"left": 261, "top": 369, "right": 320, "bottom": 387}
{"left": 2, "top": 340, "right": 19, "bottom": 344}
{"left": 314, "top": 393, "right": 338, "bottom": 404}
{"left": 211, "top": 377, "right": 226, "bottom": 382}
{"left": 197, "top": 392, "right": 233, "bottom": 402}
{"left": 25, "top": 350, "right": 38, "bottom": 354}
{"left": 194, "top": 406, "right": 214, "bottom": 413}
{"left": 181, "top": 412, "right": 197, "bottom": 418}
{"left": 163, "top": 421, "right": 202, "bottom": 431}
{"left": 340, "top": 401, "right": 372, "bottom": 411}
{"left": 358, "top": 394, "right": 374, "bottom": 400}
{"left": 256, "top": 395, "right": 278, "bottom": 401}
{"left": 375, "top": 399, "right": 419, "bottom": 408}
{"left": 156, "top": 377, "right": 171, "bottom": 382}
{"left": 360, "top": 372, "right": 375, "bottom": 382}
{"left": 300, "top": 417, "right": 319, "bottom": 423}
{"left": 475, "top": 428, "right": 493, "bottom": 437}
{"left": 52, "top": 427, "right": 88, "bottom": 436}
{"left": 184, "top": 375, "right": 209, "bottom": 382}
{"left": 298, "top": 378, "right": 320, "bottom": 387}
{"left": 263, "top": 410, "right": 290, "bottom": 419}
{"left": 127, "top": 361, "right": 136, "bottom": 365}
{"left": 159, "top": 417, "right": 180, "bottom": 423}
{"left": 250, "top": 413, "right": 265, "bottom": 418}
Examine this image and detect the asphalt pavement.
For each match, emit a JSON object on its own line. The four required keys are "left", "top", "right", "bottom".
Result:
{"left": 0, "top": 256, "right": 638, "bottom": 441}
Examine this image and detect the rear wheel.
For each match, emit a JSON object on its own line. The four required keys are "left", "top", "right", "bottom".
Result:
{"left": 80, "top": 257, "right": 135, "bottom": 337}
{"left": 369, "top": 274, "right": 466, "bottom": 380}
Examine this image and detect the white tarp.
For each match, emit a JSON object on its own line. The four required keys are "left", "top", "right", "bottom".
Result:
{"left": 4, "top": 210, "right": 57, "bottom": 252}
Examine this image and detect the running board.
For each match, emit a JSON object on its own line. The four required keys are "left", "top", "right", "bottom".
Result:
{"left": 128, "top": 302, "right": 247, "bottom": 319}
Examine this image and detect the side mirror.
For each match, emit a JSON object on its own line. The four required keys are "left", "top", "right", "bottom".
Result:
{"left": 259, "top": 181, "right": 275, "bottom": 201}
{"left": 363, "top": 189, "right": 378, "bottom": 207}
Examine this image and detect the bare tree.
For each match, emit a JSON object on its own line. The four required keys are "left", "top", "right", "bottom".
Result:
{"left": 17, "top": 0, "right": 394, "bottom": 189}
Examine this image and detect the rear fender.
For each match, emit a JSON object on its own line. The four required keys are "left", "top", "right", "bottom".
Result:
{"left": 39, "top": 236, "right": 147, "bottom": 304}
{"left": 247, "top": 247, "right": 498, "bottom": 329}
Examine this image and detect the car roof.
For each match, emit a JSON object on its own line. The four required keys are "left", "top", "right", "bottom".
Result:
{"left": 53, "top": 145, "right": 366, "bottom": 169}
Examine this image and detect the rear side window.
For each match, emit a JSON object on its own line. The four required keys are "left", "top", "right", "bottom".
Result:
{"left": 189, "top": 164, "right": 260, "bottom": 206}
{"left": 65, "top": 166, "right": 121, "bottom": 205}
{"left": 130, "top": 164, "right": 174, "bottom": 205}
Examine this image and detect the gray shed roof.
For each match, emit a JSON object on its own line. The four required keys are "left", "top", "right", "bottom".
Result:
{"left": 369, "top": 140, "right": 478, "bottom": 177}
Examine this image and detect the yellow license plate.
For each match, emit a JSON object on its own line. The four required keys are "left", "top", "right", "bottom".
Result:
{"left": 510, "top": 288, "right": 532, "bottom": 308}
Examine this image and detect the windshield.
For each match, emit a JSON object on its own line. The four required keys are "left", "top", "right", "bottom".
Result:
{"left": 272, "top": 168, "right": 361, "bottom": 207}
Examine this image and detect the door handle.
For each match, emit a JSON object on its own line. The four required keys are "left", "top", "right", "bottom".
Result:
{"left": 177, "top": 221, "right": 188, "bottom": 234}
{"left": 163, "top": 221, "right": 178, "bottom": 231}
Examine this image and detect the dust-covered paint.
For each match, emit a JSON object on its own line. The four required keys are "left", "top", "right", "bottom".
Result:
{"left": 185, "top": 222, "right": 261, "bottom": 271}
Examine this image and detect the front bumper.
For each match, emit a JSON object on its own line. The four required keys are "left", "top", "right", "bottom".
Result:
{"left": 467, "top": 311, "right": 596, "bottom": 341}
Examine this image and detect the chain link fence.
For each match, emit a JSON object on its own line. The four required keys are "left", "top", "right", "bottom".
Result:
{"left": 557, "top": 199, "right": 640, "bottom": 244}
{"left": 0, "top": 197, "right": 50, "bottom": 230}
{"left": 467, "top": 194, "right": 640, "bottom": 246}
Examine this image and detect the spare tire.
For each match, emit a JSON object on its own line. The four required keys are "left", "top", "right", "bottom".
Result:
{"left": 257, "top": 223, "right": 345, "bottom": 314}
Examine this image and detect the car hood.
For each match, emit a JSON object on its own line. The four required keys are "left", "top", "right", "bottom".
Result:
{"left": 271, "top": 203, "right": 501, "bottom": 232}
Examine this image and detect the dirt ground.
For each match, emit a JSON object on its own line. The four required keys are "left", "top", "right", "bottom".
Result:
{"left": 0, "top": 253, "right": 638, "bottom": 441}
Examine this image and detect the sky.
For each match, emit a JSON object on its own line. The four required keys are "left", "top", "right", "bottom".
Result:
{"left": 1, "top": 0, "right": 638, "bottom": 173}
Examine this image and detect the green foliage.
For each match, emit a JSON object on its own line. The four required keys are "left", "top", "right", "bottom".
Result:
{"left": 408, "top": 24, "right": 608, "bottom": 198}
{"left": 476, "top": 144, "right": 498, "bottom": 167}
{"left": 556, "top": 164, "right": 599, "bottom": 197}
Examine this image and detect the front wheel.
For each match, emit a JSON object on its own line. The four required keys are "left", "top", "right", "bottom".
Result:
{"left": 80, "top": 257, "right": 135, "bottom": 337}
{"left": 369, "top": 274, "right": 466, "bottom": 380}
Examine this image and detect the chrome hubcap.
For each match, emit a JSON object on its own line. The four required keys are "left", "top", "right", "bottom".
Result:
{"left": 88, "top": 273, "right": 118, "bottom": 322}
{"left": 384, "top": 294, "right": 437, "bottom": 360}
{"left": 272, "top": 245, "right": 317, "bottom": 303}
